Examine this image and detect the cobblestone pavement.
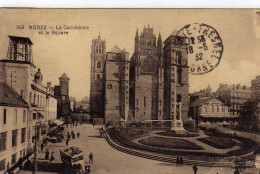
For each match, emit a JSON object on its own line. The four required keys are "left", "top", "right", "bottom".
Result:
{"left": 19, "top": 124, "right": 259, "bottom": 174}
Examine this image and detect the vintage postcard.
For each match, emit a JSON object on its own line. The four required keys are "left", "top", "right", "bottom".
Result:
{"left": 0, "top": 9, "right": 260, "bottom": 174}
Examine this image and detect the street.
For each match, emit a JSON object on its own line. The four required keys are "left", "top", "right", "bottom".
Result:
{"left": 20, "top": 124, "right": 259, "bottom": 174}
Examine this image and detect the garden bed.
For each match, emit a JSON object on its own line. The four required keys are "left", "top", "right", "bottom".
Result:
{"left": 139, "top": 137, "right": 203, "bottom": 150}
{"left": 156, "top": 131, "right": 199, "bottom": 137}
{"left": 197, "top": 136, "right": 236, "bottom": 149}
{"left": 107, "top": 127, "right": 257, "bottom": 158}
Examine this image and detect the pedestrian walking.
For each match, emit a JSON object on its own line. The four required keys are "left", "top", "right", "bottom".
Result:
{"left": 77, "top": 132, "right": 80, "bottom": 138}
{"left": 66, "top": 139, "right": 69, "bottom": 146}
{"left": 50, "top": 152, "right": 55, "bottom": 162}
{"left": 234, "top": 168, "right": 240, "bottom": 174}
{"left": 193, "top": 163, "right": 198, "bottom": 174}
{"left": 89, "top": 152, "right": 93, "bottom": 164}
{"left": 45, "top": 148, "right": 49, "bottom": 160}
{"left": 72, "top": 133, "right": 75, "bottom": 139}
{"left": 176, "top": 156, "right": 179, "bottom": 167}
{"left": 180, "top": 156, "right": 183, "bottom": 166}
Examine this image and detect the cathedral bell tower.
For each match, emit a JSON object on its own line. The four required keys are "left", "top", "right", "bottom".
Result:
{"left": 90, "top": 34, "right": 107, "bottom": 119}
{"left": 163, "top": 30, "right": 189, "bottom": 132}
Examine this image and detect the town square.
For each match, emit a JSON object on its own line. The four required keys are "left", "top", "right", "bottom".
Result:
{"left": 0, "top": 9, "right": 260, "bottom": 174}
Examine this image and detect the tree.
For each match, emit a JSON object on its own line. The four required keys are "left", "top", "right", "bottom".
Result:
{"left": 240, "top": 91, "right": 260, "bottom": 129}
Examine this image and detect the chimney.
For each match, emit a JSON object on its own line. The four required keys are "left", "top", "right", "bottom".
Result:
{"left": 47, "top": 82, "right": 51, "bottom": 89}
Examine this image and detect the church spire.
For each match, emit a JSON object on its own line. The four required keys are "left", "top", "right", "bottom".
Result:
{"left": 135, "top": 28, "right": 139, "bottom": 54}
{"left": 157, "top": 32, "right": 162, "bottom": 48}
{"left": 135, "top": 28, "right": 139, "bottom": 42}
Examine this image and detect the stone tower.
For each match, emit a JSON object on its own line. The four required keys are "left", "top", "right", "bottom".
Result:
{"left": 104, "top": 46, "right": 130, "bottom": 124}
{"left": 129, "top": 25, "right": 164, "bottom": 122}
{"left": 163, "top": 30, "right": 189, "bottom": 129}
{"left": 90, "top": 34, "right": 106, "bottom": 119}
{"left": 58, "top": 73, "right": 70, "bottom": 117}
{"left": 59, "top": 73, "right": 70, "bottom": 96}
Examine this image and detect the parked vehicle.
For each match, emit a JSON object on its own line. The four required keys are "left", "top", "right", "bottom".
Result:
{"left": 47, "top": 136, "right": 62, "bottom": 143}
{"left": 60, "top": 146, "right": 86, "bottom": 173}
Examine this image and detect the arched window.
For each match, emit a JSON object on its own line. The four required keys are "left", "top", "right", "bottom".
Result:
{"left": 177, "top": 94, "right": 182, "bottom": 103}
{"left": 177, "top": 51, "right": 182, "bottom": 65}
{"left": 212, "top": 105, "right": 214, "bottom": 112}
{"left": 178, "top": 68, "right": 182, "bottom": 84}
{"left": 97, "top": 62, "right": 101, "bottom": 69}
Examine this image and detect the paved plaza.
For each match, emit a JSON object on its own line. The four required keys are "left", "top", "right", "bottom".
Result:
{"left": 20, "top": 124, "right": 259, "bottom": 174}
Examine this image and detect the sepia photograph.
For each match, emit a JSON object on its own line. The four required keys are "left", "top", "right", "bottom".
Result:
{"left": 0, "top": 9, "right": 260, "bottom": 174}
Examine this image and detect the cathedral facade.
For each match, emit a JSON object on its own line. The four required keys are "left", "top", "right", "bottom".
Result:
{"left": 129, "top": 26, "right": 164, "bottom": 122}
{"left": 129, "top": 26, "right": 190, "bottom": 123}
{"left": 90, "top": 26, "right": 190, "bottom": 124}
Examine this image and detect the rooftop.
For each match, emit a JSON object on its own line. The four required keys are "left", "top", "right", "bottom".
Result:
{"left": 190, "top": 96, "right": 224, "bottom": 107}
{"left": 8, "top": 35, "right": 33, "bottom": 45}
{"left": 60, "top": 73, "right": 70, "bottom": 79}
{"left": 0, "top": 82, "right": 28, "bottom": 108}
{"left": 109, "top": 45, "right": 122, "bottom": 53}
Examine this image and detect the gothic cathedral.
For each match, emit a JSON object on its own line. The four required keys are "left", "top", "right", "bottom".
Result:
{"left": 90, "top": 26, "right": 189, "bottom": 124}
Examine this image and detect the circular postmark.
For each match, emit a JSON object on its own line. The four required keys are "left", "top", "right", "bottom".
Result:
{"left": 177, "top": 23, "right": 223, "bottom": 75}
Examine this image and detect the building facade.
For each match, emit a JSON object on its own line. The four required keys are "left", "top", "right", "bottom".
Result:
{"left": 90, "top": 35, "right": 106, "bottom": 119}
{"left": 252, "top": 75, "right": 260, "bottom": 91}
{"left": 54, "top": 73, "right": 70, "bottom": 118}
{"left": 104, "top": 46, "right": 130, "bottom": 124}
{"left": 163, "top": 30, "right": 189, "bottom": 122}
{"left": 90, "top": 27, "right": 190, "bottom": 124}
{"left": 129, "top": 26, "right": 164, "bottom": 122}
{"left": 215, "top": 84, "right": 252, "bottom": 117}
{"left": 189, "top": 96, "right": 233, "bottom": 124}
{"left": 128, "top": 27, "right": 189, "bottom": 123}
{"left": 190, "top": 85, "right": 213, "bottom": 103}
{"left": 0, "top": 36, "right": 58, "bottom": 150}
{"left": 0, "top": 83, "right": 29, "bottom": 173}
{"left": 255, "top": 103, "right": 260, "bottom": 129}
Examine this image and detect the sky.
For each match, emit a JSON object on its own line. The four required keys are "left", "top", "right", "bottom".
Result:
{"left": 0, "top": 9, "right": 259, "bottom": 101}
